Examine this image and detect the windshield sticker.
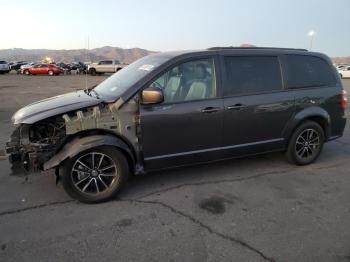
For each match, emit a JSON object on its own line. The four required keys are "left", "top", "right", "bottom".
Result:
{"left": 110, "top": 86, "right": 118, "bottom": 91}
{"left": 138, "top": 64, "right": 155, "bottom": 71}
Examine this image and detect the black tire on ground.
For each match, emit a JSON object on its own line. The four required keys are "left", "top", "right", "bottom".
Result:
{"left": 24, "top": 70, "right": 30, "bottom": 75}
{"left": 89, "top": 68, "right": 96, "bottom": 76}
{"left": 48, "top": 70, "right": 54, "bottom": 76}
{"left": 286, "top": 121, "right": 325, "bottom": 165}
{"left": 59, "top": 146, "right": 129, "bottom": 203}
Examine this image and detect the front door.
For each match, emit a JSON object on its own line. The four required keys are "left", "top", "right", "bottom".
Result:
{"left": 140, "top": 57, "right": 224, "bottom": 170}
{"left": 221, "top": 55, "right": 295, "bottom": 157}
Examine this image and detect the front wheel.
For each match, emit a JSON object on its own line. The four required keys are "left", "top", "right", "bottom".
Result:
{"left": 60, "top": 146, "right": 129, "bottom": 203}
{"left": 48, "top": 70, "right": 54, "bottom": 76}
{"left": 286, "top": 121, "right": 324, "bottom": 165}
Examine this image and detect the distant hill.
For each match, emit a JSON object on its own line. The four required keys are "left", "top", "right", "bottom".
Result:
{"left": 332, "top": 57, "right": 350, "bottom": 64}
{"left": 1, "top": 46, "right": 349, "bottom": 65}
{"left": 0, "top": 46, "right": 157, "bottom": 63}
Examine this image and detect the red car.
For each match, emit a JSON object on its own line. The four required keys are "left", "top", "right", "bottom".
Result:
{"left": 23, "top": 64, "right": 63, "bottom": 75}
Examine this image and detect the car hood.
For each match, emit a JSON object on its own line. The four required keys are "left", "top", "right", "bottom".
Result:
{"left": 12, "top": 90, "right": 102, "bottom": 124}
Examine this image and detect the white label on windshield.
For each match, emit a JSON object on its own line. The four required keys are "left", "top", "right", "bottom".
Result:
{"left": 110, "top": 86, "right": 118, "bottom": 91}
{"left": 138, "top": 64, "right": 154, "bottom": 71}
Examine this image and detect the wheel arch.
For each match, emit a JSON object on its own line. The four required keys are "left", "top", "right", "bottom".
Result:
{"left": 43, "top": 131, "right": 137, "bottom": 173}
{"left": 283, "top": 106, "right": 331, "bottom": 142}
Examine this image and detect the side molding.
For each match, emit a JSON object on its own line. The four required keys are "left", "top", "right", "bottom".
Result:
{"left": 43, "top": 135, "right": 135, "bottom": 170}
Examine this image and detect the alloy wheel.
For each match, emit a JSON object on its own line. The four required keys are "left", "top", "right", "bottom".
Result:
{"left": 71, "top": 152, "right": 118, "bottom": 195}
{"left": 295, "top": 128, "right": 320, "bottom": 160}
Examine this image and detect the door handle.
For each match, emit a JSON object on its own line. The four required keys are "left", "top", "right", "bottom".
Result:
{"left": 226, "top": 104, "right": 247, "bottom": 111}
{"left": 201, "top": 107, "right": 220, "bottom": 113}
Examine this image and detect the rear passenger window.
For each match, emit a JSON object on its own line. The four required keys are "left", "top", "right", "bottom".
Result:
{"left": 284, "top": 55, "right": 336, "bottom": 89}
{"left": 224, "top": 56, "right": 282, "bottom": 96}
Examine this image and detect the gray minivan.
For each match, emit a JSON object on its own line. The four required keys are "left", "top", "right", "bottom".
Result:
{"left": 6, "top": 47, "right": 347, "bottom": 203}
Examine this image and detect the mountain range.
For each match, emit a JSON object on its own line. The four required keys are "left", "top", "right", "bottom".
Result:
{"left": 0, "top": 46, "right": 349, "bottom": 64}
{"left": 0, "top": 46, "right": 156, "bottom": 64}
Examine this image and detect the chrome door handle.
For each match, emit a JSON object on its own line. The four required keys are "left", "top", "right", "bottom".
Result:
{"left": 201, "top": 107, "right": 220, "bottom": 113}
{"left": 227, "top": 104, "right": 247, "bottom": 110}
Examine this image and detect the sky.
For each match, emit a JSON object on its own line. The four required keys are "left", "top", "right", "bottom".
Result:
{"left": 1, "top": 0, "right": 350, "bottom": 56}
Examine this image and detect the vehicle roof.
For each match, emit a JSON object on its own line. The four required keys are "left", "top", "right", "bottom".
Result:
{"left": 149, "top": 47, "right": 327, "bottom": 60}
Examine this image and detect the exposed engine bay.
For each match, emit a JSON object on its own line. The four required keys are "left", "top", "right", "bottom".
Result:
{"left": 6, "top": 117, "right": 66, "bottom": 171}
{"left": 6, "top": 98, "right": 139, "bottom": 172}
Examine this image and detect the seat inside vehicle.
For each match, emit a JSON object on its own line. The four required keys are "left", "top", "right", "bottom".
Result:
{"left": 163, "top": 67, "right": 182, "bottom": 101}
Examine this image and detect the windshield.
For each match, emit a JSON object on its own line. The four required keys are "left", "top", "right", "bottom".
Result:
{"left": 94, "top": 55, "right": 170, "bottom": 100}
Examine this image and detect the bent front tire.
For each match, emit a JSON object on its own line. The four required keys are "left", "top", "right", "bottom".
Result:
{"left": 286, "top": 121, "right": 324, "bottom": 165}
{"left": 60, "top": 146, "right": 129, "bottom": 203}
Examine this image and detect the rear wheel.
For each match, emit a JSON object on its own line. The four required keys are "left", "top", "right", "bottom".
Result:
{"left": 89, "top": 68, "right": 96, "bottom": 76}
{"left": 286, "top": 121, "right": 324, "bottom": 165}
{"left": 60, "top": 146, "right": 129, "bottom": 203}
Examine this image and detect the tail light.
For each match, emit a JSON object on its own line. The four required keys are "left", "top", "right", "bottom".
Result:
{"left": 341, "top": 89, "right": 347, "bottom": 110}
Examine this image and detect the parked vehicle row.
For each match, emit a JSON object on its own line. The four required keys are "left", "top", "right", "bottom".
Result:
{"left": 6, "top": 47, "right": 347, "bottom": 203}
{"left": 0, "top": 60, "right": 126, "bottom": 76}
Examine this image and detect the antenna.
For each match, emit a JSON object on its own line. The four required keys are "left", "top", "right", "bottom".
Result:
{"left": 85, "top": 36, "right": 89, "bottom": 90}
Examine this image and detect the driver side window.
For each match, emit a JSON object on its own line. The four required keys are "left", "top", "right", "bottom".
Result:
{"left": 150, "top": 58, "right": 216, "bottom": 103}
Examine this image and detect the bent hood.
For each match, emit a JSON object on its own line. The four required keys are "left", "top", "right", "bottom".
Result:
{"left": 12, "top": 90, "right": 102, "bottom": 124}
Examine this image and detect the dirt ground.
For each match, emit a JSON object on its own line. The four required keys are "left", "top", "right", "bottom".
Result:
{"left": 0, "top": 73, "right": 349, "bottom": 262}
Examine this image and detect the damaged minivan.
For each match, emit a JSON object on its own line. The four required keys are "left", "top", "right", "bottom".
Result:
{"left": 6, "top": 47, "right": 347, "bottom": 203}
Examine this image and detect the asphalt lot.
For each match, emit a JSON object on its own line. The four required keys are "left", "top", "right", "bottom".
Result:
{"left": 0, "top": 73, "right": 349, "bottom": 262}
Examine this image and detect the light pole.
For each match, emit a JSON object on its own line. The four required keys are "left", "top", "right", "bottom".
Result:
{"left": 308, "top": 30, "right": 315, "bottom": 50}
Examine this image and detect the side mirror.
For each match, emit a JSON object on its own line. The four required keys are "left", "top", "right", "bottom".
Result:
{"left": 141, "top": 87, "right": 164, "bottom": 105}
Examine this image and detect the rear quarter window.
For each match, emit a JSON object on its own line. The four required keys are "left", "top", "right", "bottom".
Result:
{"left": 284, "top": 55, "right": 336, "bottom": 89}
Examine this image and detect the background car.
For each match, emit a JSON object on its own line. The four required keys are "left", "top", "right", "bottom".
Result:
{"left": 22, "top": 64, "right": 63, "bottom": 75}
{"left": 20, "top": 62, "right": 37, "bottom": 70}
{"left": 87, "top": 60, "right": 125, "bottom": 75}
{"left": 10, "top": 61, "right": 28, "bottom": 71}
{"left": 56, "top": 62, "right": 72, "bottom": 74}
{"left": 338, "top": 66, "right": 350, "bottom": 78}
{"left": 0, "top": 61, "right": 11, "bottom": 74}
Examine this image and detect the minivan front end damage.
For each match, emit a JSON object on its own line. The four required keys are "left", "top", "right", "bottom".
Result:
{"left": 6, "top": 98, "right": 141, "bottom": 174}
{"left": 6, "top": 116, "right": 66, "bottom": 171}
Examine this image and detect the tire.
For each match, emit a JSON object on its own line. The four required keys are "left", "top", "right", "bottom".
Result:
{"left": 48, "top": 70, "right": 54, "bottom": 76}
{"left": 24, "top": 70, "right": 30, "bottom": 75}
{"left": 89, "top": 68, "right": 96, "bottom": 76}
{"left": 60, "top": 146, "right": 129, "bottom": 203}
{"left": 286, "top": 121, "right": 325, "bottom": 165}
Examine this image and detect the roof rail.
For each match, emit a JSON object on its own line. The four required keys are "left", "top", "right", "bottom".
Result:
{"left": 207, "top": 46, "right": 308, "bottom": 51}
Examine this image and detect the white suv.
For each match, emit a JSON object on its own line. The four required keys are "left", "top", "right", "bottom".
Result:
{"left": 0, "top": 61, "right": 10, "bottom": 74}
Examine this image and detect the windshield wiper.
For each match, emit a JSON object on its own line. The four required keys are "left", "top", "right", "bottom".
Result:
{"left": 84, "top": 85, "right": 100, "bottom": 98}
{"left": 90, "top": 89, "right": 100, "bottom": 99}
